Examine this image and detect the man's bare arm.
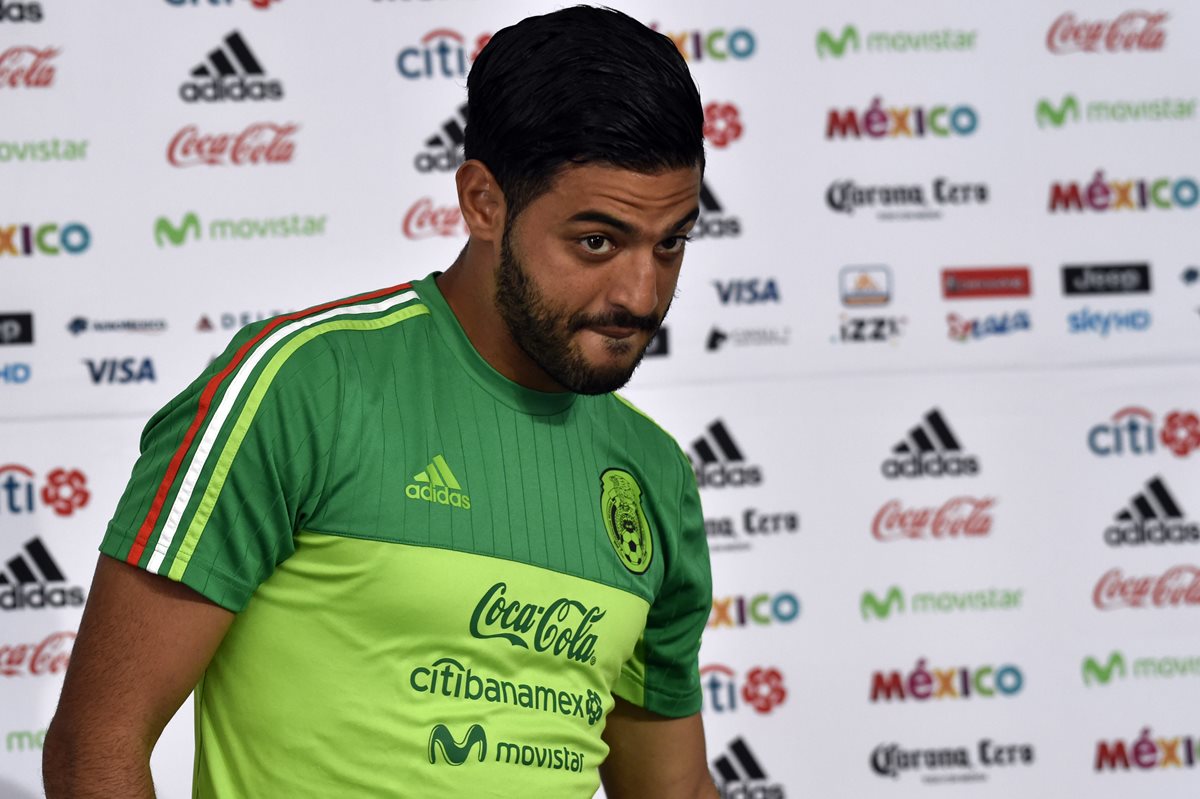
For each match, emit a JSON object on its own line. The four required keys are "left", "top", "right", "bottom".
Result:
{"left": 600, "top": 695, "right": 719, "bottom": 799}
{"left": 42, "top": 555, "right": 235, "bottom": 799}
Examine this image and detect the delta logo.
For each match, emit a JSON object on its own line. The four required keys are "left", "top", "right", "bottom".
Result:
{"left": 942, "top": 267, "right": 1031, "bottom": 299}
{"left": 1104, "top": 476, "right": 1198, "bottom": 546}
{"left": 826, "top": 97, "right": 978, "bottom": 140}
{"left": 0, "top": 464, "right": 89, "bottom": 517}
{"left": 840, "top": 265, "right": 891, "bottom": 306}
{"left": 700, "top": 665, "right": 787, "bottom": 715}
{"left": 694, "top": 180, "right": 742, "bottom": 239}
{"left": 0, "top": 45, "right": 57, "bottom": 88}
{"left": 414, "top": 102, "right": 467, "bottom": 173}
{"left": 178, "top": 31, "right": 283, "bottom": 102}
{"left": 689, "top": 420, "right": 762, "bottom": 489}
{"left": 881, "top": 409, "right": 979, "bottom": 479}
{"left": 710, "top": 737, "right": 785, "bottom": 799}
{"left": 0, "top": 538, "right": 85, "bottom": 611}
{"left": 1088, "top": 407, "right": 1200, "bottom": 458}
{"left": 197, "top": 309, "right": 288, "bottom": 333}
{"left": 1047, "top": 11, "right": 1167, "bottom": 54}
{"left": 648, "top": 24, "right": 756, "bottom": 62}
{"left": 396, "top": 29, "right": 491, "bottom": 79}
{"left": 0, "top": 221, "right": 90, "bottom": 257}
{"left": 708, "top": 590, "right": 801, "bottom": 629}
{"left": 406, "top": 454, "right": 471, "bottom": 509}
{"left": 1083, "top": 650, "right": 1200, "bottom": 687}
{"left": 816, "top": 24, "right": 977, "bottom": 59}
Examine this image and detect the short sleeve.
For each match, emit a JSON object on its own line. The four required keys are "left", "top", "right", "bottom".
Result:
{"left": 100, "top": 322, "right": 341, "bottom": 611}
{"left": 612, "top": 448, "right": 712, "bottom": 717}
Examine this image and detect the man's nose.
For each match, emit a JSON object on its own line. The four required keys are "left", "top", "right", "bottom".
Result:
{"left": 607, "top": 249, "right": 659, "bottom": 319}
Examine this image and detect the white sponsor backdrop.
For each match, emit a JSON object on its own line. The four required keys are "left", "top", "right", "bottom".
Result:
{"left": 4, "top": 1, "right": 1200, "bottom": 796}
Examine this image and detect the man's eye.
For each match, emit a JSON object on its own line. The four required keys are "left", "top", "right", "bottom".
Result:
{"left": 659, "top": 235, "right": 691, "bottom": 254}
{"left": 581, "top": 235, "right": 614, "bottom": 254}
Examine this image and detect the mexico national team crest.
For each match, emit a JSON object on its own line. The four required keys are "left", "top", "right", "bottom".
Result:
{"left": 600, "top": 469, "right": 653, "bottom": 574}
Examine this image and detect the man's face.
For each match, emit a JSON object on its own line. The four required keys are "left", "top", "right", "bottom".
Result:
{"left": 494, "top": 163, "right": 701, "bottom": 395}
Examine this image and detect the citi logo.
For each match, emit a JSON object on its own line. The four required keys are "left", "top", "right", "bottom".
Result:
{"left": 1105, "top": 476, "right": 1199, "bottom": 546}
{"left": 414, "top": 102, "right": 467, "bottom": 172}
{"left": 406, "top": 455, "right": 471, "bottom": 509}
{"left": 0, "top": 464, "right": 89, "bottom": 517}
{"left": 709, "top": 591, "right": 800, "bottom": 629}
{"left": 179, "top": 31, "right": 283, "bottom": 102}
{"left": 816, "top": 25, "right": 978, "bottom": 59}
{"left": 0, "top": 538, "right": 85, "bottom": 611}
{"left": 693, "top": 181, "right": 742, "bottom": 239}
{"left": 882, "top": 408, "right": 979, "bottom": 479}
{"left": 689, "top": 420, "right": 762, "bottom": 489}
{"left": 0, "top": 222, "right": 90, "bottom": 256}
{"left": 1088, "top": 407, "right": 1200, "bottom": 458}
{"left": 0, "top": 2, "right": 42, "bottom": 22}
{"left": 710, "top": 738, "right": 783, "bottom": 799}
{"left": 714, "top": 278, "right": 778, "bottom": 305}
{"left": 701, "top": 665, "right": 787, "bottom": 714}
{"left": 396, "top": 29, "right": 490, "bottom": 79}
{"left": 84, "top": 357, "right": 156, "bottom": 384}
{"left": 0, "top": 312, "right": 33, "bottom": 344}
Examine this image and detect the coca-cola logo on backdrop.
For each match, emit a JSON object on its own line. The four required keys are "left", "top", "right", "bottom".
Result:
{"left": 1094, "top": 565, "right": 1200, "bottom": 610}
{"left": 402, "top": 198, "right": 469, "bottom": 239}
{"left": 873, "top": 497, "right": 995, "bottom": 541}
{"left": 0, "top": 631, "right": 73, "bottom": 677}
{"left": 0, "top": 46, "right": 58, "bottom": 88}
{"left": 167, "top": 123, "right": 298, "bottom": 167}
{"left": 1047, "top": 11, "right": 1167, "bottom": 54}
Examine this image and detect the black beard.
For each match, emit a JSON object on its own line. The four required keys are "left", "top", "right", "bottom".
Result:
{"left": 494, "top": 227, "right": 662, "bottom": 395}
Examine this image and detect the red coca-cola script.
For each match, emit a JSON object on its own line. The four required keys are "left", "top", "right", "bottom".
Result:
{"left": 403, "top": 198, "right": 469, "bottom": 239}
{"left": 0, "top": 631, "right": 74, "bottom": 677}
{"left": 872, "top": 497, "right": 995, "bottom": 541}
{"left": 1047, "top": 11, "right": 1168, "bottom": 53}
{"left": 1093, "top": 565, "right": 1200, "bottom": 610}
{"left": 0, "top": 46, "right": 59, "bottom": 88}
{"left": 167, "top": 122, "right": 298, "bottom": 167}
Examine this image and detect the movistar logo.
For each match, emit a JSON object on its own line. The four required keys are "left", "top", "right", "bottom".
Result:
{"left": 154, "top": 213, "right": 201, "bottom": 247}
{"left": 861, "top": 586, "right": 905, "bottom": 620}
{"left": 817, "top": 25, "right": 859, "bottom": 58}
{"left": 1037, "top": 94, "right": 1080, "bottom": 128}
{"left": 1083, "top": 651, "right": 1127, "bottom": 686}
{"left": 428, "top": 723, "right": 487, "bottom": 765}
{"left": 406, "top": 454, "right": 471, "bottom": 509}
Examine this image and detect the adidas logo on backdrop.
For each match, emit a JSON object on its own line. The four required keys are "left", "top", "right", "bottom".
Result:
{"left": 692, "top": 180, "right": 742, "bottom": 239}
{"left": 0, "top": 538, "right": 85, "bottom": 611}
{"left": 406, "top": 454, "right": 471, "bottom": 509}
{"left": 179, "top": 30, "right": 283, "bottom": 102}
{"left": 881, "top": 408, "right": 980, "bottom": 479}
{"left": 711, "top": 737, "right": 785, "bottom": 799}
{"left": 1105, "top": 475, "right": 1199, "bottom": 545}
{"left": 690, "top": 420, "right": 763, "bottom": 489}
{"left": 414, "top": 103, "right": 468, "bottom": 172}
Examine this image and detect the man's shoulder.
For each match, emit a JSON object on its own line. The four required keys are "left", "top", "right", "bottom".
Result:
{"left": 600, "top": 392, "right": 691, "bottom": 467}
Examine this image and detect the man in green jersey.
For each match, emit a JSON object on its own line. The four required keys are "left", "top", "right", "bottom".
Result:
{"left": 44, "top": 7, "right": 715, "bottom": 798}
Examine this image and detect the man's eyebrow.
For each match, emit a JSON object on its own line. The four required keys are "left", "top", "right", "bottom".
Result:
{"left": 566, "top": 206, "right": 701, "bottom": 237}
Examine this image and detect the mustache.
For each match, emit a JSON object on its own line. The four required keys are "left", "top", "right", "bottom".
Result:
{"left": 568, "top": 309, "right": 660, "bottom": 333}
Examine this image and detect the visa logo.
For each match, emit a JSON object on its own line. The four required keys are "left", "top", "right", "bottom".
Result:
{"left": 714, "top": 278, "right": 780, "bottom": 304}
{"left": 84, "top": 357, "right": 156, "bottom": 384}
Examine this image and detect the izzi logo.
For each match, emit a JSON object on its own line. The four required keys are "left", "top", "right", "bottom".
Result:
{"left": 942, "top": 267, "right": 1031, "bottom": 299}
{"left": 155, "top": 211, "right": 326, "bottom": 247}
{"left": 84, "top": 357, "right": 156, "bottom": 384}
{"left": 0, "top": 222, "right": 90, "bottom": 256}
{"left": 701, "top": 665, "right": 787, "bottom": 714}
{"left": 872, "top": 740, "right": 1034, "bottom": 783}
{"left": 0, "top": 312, "right": 33, "bottom": 345}
{"left": 861, "top": 585, "right": 1023, "bottom": 621}
{"left": 689, "top": 420, "right": 762, "bottom": 489}
{"left": 0, "top": 538, "right": 85, "bottom": 611}
{"left": 714, "top": 278, "right": 778, "bottom": 305}
{"left": 1083, "top": 650, "right": 1200, "bottom": 686}
{"left": 179, "top": 30, "right": 283, "bottom": 102}
{"left": 1036, "top": 93, "right": 1196, "bottom": 128}
{"left": 826, "top": 97, "right": 978, "bottom": 140}
{"left": 415, "top": 102, "right": 467, "bottom": 172}
{"left": 840, "top": 266, "right": 890, "bottom": 306}
{"left": 816, "top": 24, "right": 977, "bottom": 58}
{"left": 881, "top": 409, "right": 979, "bottom": 479}
{"left": 406, "top": 454, "right": 470, "bottom": 509}
{"left": 397, "top": 29, "right": 490, "bottom": 79}
{"left": 711, "top": 737, "right": 784, "bottom": 799}
{"left": 0, "top": 2, "right": 42, "bottom": 22}
{"left": 1050, "top": 172, "right": 1197, "bottom": 212}
{"left": 648, "top": 24, "right": 756, "bottom": 62}
{"left": 0, "top": 464, "right": 89, "bottom": 517}
{"left": 1105, "top": 475, "right": 1198, "bottom": 546}
{"left": 835, "top": 314, "right": 906, "bottom": 344}
{"left": 826, "top": 178, "right": 988, "bottom": 221}
{"left": 709, "top": 591, "right": 801, "bottom": 629}
{"left": 694, "top": 181, "right": 742, "bottom": 239}
{"left": 1088, "top": 407, "right": 1200, "bottom": 458}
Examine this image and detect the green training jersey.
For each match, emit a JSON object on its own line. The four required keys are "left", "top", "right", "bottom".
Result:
{"left": 101, "top": 273, "right": 711, "bottom": 798}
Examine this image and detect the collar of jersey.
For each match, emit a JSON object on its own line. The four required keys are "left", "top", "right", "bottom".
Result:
{"left": 416, "top": 272, "right": 578, "bottom": 416}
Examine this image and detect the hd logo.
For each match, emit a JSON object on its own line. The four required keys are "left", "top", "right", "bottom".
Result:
{"left": 881, "top": 408, "right": 980, "bottom": 478}
{"left": 179, "top": 30, "right": 283, "bottom": 102}
{"left": 689, "top": 420, "right": 763, "bottom": 489}
{"left": 406, "top": 454, "right": 471, "bottom": 509}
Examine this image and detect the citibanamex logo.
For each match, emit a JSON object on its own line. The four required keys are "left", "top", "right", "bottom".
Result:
{"left": 703, "top": 102, "right": 743, "bottom": 149}
{"left": 1095, "top": 728, "right": 1200, "bottom": 771}
{"left": 402, "top": 198, "right": 468, "bottom": 239}
{"left": 1086, "top": 407, "right": 1200, "bottom": 457}
{"left": 1094, "top": 565, "right": 1200, "bottom": 610}
{"left": 701, "top": 664, "right": 787, "bottom": 714}
{"left": 0, "top": 631, "right": 74, "bottom": 677}
{"left": 1047, "top": 11, "right": 1167, "bottom": 54}
{"left": 166, "top": 123, "right": 297, "bottom": 167}
{"left": 0, "top": 45, "right": 57, "bottom": 88}
{"left": 872, "top": 497, "right": 994, "bottom": 541}
{"left": 826, "top": 97, "right": 978, "bottom": 140}
{"left": 871, "top": 659, "right": 1024, "bottom": 702}
{"left": 0, "top": 464, "right": 89, "bottom": 517}
{"left": 1049, "top": 171, "right": 1198, "bottom": 212}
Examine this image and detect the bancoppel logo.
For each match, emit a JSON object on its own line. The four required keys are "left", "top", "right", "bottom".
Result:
{"left": 403, "top": 198, "right": 468, "bottom": 240}
{"left": 709, "top": 591, "right": 801, "bottom": 629}
{"left": 701, "top": 665, "right": 787, "bottom": 714}
{"left": 84, "top": 357, "right": 156, "bottom": 385}
{"left": 835, "top": 314, "right": 906, "bottom": 344}
{"left": 0, "top": 46, "right": 57, "bottom": 88}
{"left": 1050, "top": 172, "right": 1197, "bottom": 212}
{"left": 0, "top": 312, "right": 33, "bottom": 344}
{"left": 0, "top": 2, "right": 42, "bottom": 22}
{"left": 1105, "top": 476, "right": 1198, "bottom": 546}
{"left": 167, "top": 123, "right": 297, "bottom": 167}
{"left": 947, "top": 311, "right": 1031, "bottom": 342}
{"left": 705, "top": 508, "right": 799, "bottom": 553}
{"left": 179, "top": 30, "right": 282, "bottom": 102}
{"left": 714, "top": 278, "right": 778, "bottom": 305}
{"left": 840, "top": 266, "right": 890, "bottom": 306}
{"left": 396, "top": 29, "right": 490, "bottom": 79}
{"left": 826, "top": 97, "right": 978, "bottom": 140}
{"left": 0, "top": 222, "right": 90, "bottom": 256}
{"left": 68, "top": 317, "right": 166, "bottom": 336}
{"left": 942, "top": 267, "right": 1031, "bottom": 299}
{"left": 689, "top": 420, "right": 762, "bottom": 489}
{"left": 0, "top": 465, "right": 90, "bottom": 517}
{"left": 872, "top": 740, "right": 1034, "bottom": 783}
{"left": 1047, "top": 11, "right": 1167, "bottom": 54}
{"left": 1062, "top": 263, "right": 1151, "bottom": 294}
{"left": 711, "top": 738, "right": 785, "bottom": 799}
{"left": 1089, "top": 407, "right": 1200, "bottom": 458}
{"left": 414, "top": 102, "right": 467, "bottom": 172}
{"left": 0, "top": 538, "right": 85, "bottom": 611}
{"left": 1093, "top": 565, "right": 1200, "bottom": 610}
{"left": 706, "top": 325, "right": 790, "bottom": 352}
{"left": 826, "top": 178, "right": 988, "bottom": 221}
{"left": 1036, "top": 93, "right": 1196, "bottom": 128}
{"left": 816, "top": 24, "right": 977, "bottom": 58}
{"left": 694, "top": 181, "right": 742, "bottom": 239}
{"left": 882, "top": 409, "right": 979, "bottom": 478}
{"left": 649, "top": 24, "right": 756, "bottom": 62}
{"left": 861, "top": 585, "right": 1023, "bottom": 621}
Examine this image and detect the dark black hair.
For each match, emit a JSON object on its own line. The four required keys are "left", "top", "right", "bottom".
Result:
{"left": 464, "top": 5, "right": 705, "bottom": 222}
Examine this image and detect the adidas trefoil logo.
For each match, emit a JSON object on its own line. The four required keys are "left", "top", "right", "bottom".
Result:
{"left": 881, "top": 407, "right": 980, "bottom": 479}
{"left": 0, "top": 537, "right": 85, "bottom": 611}
{"left": 406, "top": 454, "right": 471, "bottom": 510}
{"left": 689, "top": 419, "right": 763, "bottom": 490}
{"left": 179, "top": 30, "right": 284, "bottom": 103}
{"left": 1105, "top": 475, "right": 1198, "bottom": 546}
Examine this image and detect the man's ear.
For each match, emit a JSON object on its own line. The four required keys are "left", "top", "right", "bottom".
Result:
{"left": 456, "top": 159, "right": 506, "bottom": 243}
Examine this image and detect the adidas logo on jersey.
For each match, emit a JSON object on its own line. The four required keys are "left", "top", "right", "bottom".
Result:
{"left": 689, "top": 420, "right": 762, "bottom": 489}
{"left": 0, "top": 538, "right": 85, "bottom": 611}
{"left": 881, "top": 408, "right": 979, "bottom": 479}
{"left": 178, "top": 30, "right": 284, "bottom": 103}
{"left": 1105, "top": 475, "right": 1199, "bottom": 545}
{"left": 406, "top": 454, "right": 471, "bottom": 509}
